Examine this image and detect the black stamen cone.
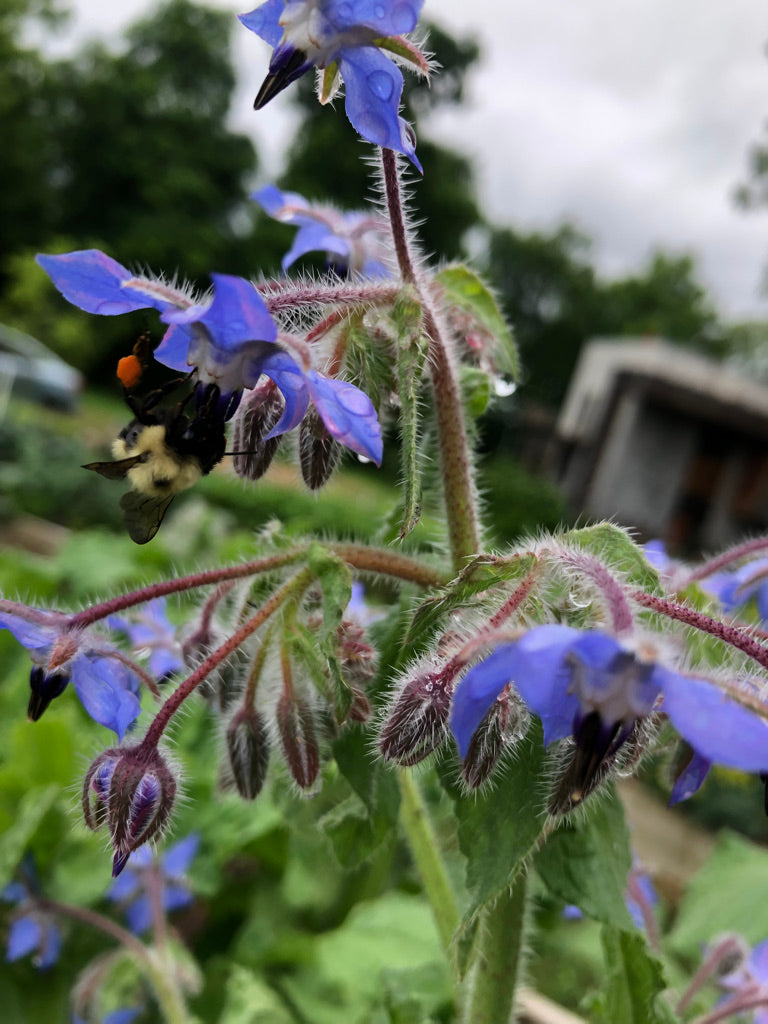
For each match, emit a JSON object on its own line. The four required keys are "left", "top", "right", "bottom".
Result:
{"left": 28, "top": 666, "right": 70, "bottom": 722}
{"left": 548, "top": 711, "right": 624, "bottom": 816}
{"left": 254, "top": 50, "right": 309, "bottom": 109}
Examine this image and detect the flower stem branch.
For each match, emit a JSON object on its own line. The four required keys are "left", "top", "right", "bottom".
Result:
{"left": 397, "top": 769, "right": 460, "bottom": 954}
{"left": 683, "top": 536, "right": 768, "bottom": 584}
{"left": 140, "top": 568, "right": 314, "bottom": 749}
{"left": 459, "top": 873, "right": 529, "bottom": 1024}
{"left": 631, "top": 589, "right": 768, "bottom": 675}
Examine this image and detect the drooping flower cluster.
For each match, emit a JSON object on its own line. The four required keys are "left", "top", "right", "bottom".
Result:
{"left": 449, "top": 622, "right": 768, "bottom": 812}
{"left": 239, "top": 0, "right": 428, "bottom": 169}
{"left": 36, "top": 249, "right": 383, "bottom": 466}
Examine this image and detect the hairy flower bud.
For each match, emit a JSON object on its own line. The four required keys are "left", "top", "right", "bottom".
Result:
{"left": 379, "top": 667, "right": 454, "bottom": 766}
{"left": 460, "top": 686, "right": 525, "bottom": 790}
{"left": 276, "top": 691, "right": 320, "bottom": 789}
{"left": 231, "top": 379, "right": 284, "bottom": 481}
{"left": 336, "top": 619, "right": 377, "bottom": 691}
{"left": 225, "top": 707, "right": 271, "bottom": 800}
{"left": 81, "top": 744, "right": 178, "bottom": 875}
{"left": 27, "top": 665, "right": 70, "bottom": 722}
{"left": 299, "top": 406, "right": 341, "bottom": 490}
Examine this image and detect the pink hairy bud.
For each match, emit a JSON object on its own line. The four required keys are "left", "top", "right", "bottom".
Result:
{"left": 379, "top": 666, "right": 455, "bottom": 766}
{"left": 231, "top": 379, "right": 284, "bottom": 481}
{"left": 276, "top": 691, "right": 320, "bottom": 789}
{"left": 299, "top": 406, "right": 341, "bottom": 490}
{"left": 226, "top": 706, "right": 271, "bottom": 800}
{"left": 460, "top": 685, "right": 525, "bottom": 790}
{"left": 81, "top": 744, "right": 178, "bottom": 875}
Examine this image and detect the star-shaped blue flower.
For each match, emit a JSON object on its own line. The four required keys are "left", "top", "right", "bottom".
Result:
{"left": 239, "top": 0, "right": 426, "bottom": 169}
{"left": 0, "top": 608, "right": 141, "bottom": 739}
{"left": 450, "top": 624, "right": 768, "bottom": 796}
{"left": 107, "top": 834, "right": 199, "bottom": 934}
{"left": 3, "top": 869, "right": 62, "bottom": 970}
{"left": 254, "top": 184, "right": 390, "bottom": 277}
{"left": 109, "top": 599, "right": 183, "bottom": 681}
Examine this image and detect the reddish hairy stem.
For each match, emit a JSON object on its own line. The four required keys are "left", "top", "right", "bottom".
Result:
{"left": 676, "top": 934, "right": 746, "bottom": 1014}
{"left": 381, "top": 148, "right": 416, "bottom": 284}
{"left": 259, "top": 280, "right": 399, "bottom": 312}
{"left": 139, "top": 570, "right": 313, "bottom": 750}
{"left": 559, "top": 549, "right": 635, "bottom": 634}
{"left": 684, "top": 536, "right": 768, "bottom": 584}
{"left": 631, "top": 588, "right": 768, "bottom": 674}
{"left": 37, "top": 899, "right": 149, "bottom": 961}
{"left": 488, "top": 566, "right": 540, "bottom": 629}
{"left": 67, "top": 545, "right": 443, "bottom": 633}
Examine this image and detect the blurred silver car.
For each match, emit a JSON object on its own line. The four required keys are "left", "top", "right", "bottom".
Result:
{"left": 0, "top": 324, "right": 83, "bottom": 411}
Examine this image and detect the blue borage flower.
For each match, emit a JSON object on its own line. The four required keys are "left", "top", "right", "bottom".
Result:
{"left": 450, "top": 624, "right": 768, "bottom": 807}
{"left": 0, "top": 608, "right": 140, "bottom": 739}
{"left": 73, "top": 1008, "right": 141, "bottom": 1024}
{"left": 254, "top": 184, "right": 391, "bottom": 277}
{"left": 2, "top": 862, "right": 62, "bottom": 969}
{"left": 239, "top": 0, "right": 427, "bottom": 170}
{"left": 107, "top": 834, "right": 199, "bottom": 934}
{"left": 36, "top": 249, "right": 383, "bottom": 464}
{"left": 109, "top": 598, "right": 184, "bottom": 681}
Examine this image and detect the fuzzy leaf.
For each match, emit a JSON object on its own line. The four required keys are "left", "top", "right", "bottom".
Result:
{"left": 441, "top": 721, "right": 548, "bottom": 936}
{"left": 668, "top": 831, "right": 768, "bottom": 956}
{"left": 596, "top": 926, "right": 675, "bottom": 1024}
{"left": 307, "top": 542, "right": 352, "bottom": 639}
{"left": 568, "top": 522, "right": 662, "bottom": 593}
{"left": 535, "top": 789, "right": 634, "bottom": 929}
{"left": 436, "top": 264, "right": 519, "bottom": 380}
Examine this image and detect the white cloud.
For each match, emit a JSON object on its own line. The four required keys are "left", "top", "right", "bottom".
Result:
{"left": 34, "top": 0, "right": 768, "bottom": 318}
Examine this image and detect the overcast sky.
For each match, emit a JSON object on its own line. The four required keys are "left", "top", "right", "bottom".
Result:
{"left": 42, "top": 0, "right": 768, "bottom": 320}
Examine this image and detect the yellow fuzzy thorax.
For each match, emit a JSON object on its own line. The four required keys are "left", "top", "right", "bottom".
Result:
{"left": 113, "top": 424, "right": 202, "bottom": 498}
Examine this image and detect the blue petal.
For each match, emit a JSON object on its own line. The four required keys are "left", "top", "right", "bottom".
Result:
{"left": 669, "top": 750, "right": 711, "bottom": 805}
{"left": 643, "top": 540, "right": 670, "bottom": 572}
{"left": 507, "top": 625, "right": 582, "bottom": 745}
{"left": 2, "top": 883, "right": 27, "bottom": 903}
{"left": 0, "top": 611, "right": 54, "bottom": 651}
{"left": 162, "top": 833, "right": 200, "bottom": 877}
{"left": 253, "top": 184, "right": 311, "bottom": 222}
{"left": 104, "top": 1008, "right": 141, "bottom": 1024}
{"left": 757, "top": 582, "right": 768, "bottom": 622}
{"left": 337, "top": 47, "right": 421, "bottom": 169}
{"left": 284, "top": 223, "right": 351, "bottom": 271}
{"left": 36, "top": 250, "right": 158, "bottom": 316}
{"left": 36, "top": 923, "right": 61, "bottom": 968}
{"left": 163, "top": 884, "right": 194, "bottom": 914}
{"left": 153, "top": 324, "right": 193, "bottom": 372}
{"left": 238, "top": 0, "right": 285, "bottom": 46}
{"left": 71, "top": 655, "right": 141, "bottom": 740}
{"left": 324, "top": 0, "right": 423, "bottom": 35}
{"left": 660, "top": 669, "right": 768, "bottom": 772}
{"left": 164, "top": 275, "right": 277, "bottom": 351}
{"left": 107, "top": 868, "right": 141, "bottom": 904}
{"left": 306, "top": 371, "right": 382, "bottom": 463}
{"left": 750, "top": 940, "right": 768, "bottom": 984}
{"left": 125, "top": 894, "right": 153, "bottom": 935}
{"left": 450, "top": 642, "right": 519, "bottom": 758}
{"left": 259, "top": 352, "right": 311, "bottom": 436}
{"left": 7, "top": 916, "right": 41, "bottom": 961}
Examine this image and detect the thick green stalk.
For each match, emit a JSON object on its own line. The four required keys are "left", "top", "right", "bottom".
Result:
{"left": 459, "top": 873, "right": 529, "bottom": 1024}
{"left": 397, "top": 769, "right": 460, "bottom": 953}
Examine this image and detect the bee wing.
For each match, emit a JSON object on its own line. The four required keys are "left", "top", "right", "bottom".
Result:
{"left": 120, "top": 489, "right": 175, "bottom": 544}
{"left": 83, "top": 455, "right": 146, "bottom": 481}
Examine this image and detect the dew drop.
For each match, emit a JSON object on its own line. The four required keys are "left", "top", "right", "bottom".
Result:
{"left": 367, "top": 70, "right": 394, "bottom": 101}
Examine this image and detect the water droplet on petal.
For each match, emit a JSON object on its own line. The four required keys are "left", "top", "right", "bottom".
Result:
{"left": 367, "top": 70, "right": 394, "bottom": 101}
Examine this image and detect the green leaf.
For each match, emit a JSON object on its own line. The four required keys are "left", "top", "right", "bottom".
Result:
{"left": 218, "top": 965, "right": 294, "bottom": 1024}
{"left": 567, "top": 522, "right": 662, "bottom": 593}
{"left": 597, "top": 926, "right": 675, "bottom": 1024}
{"left": 535, "top": 789, "right": 634, "bottom": 929}
{"left": 0, "top": 784, "right": 59, "bottom": 889}
{"left": 393, "top": 292, "right": 428, "bottom": 539}
{"left": 460, "top": 366, "right": 491, "bottom": 419}
{"left": 668, "top": 830, "right": 768, "bottom": 956}
{"left": 435, "top": 263, "right": 519, "bottom": 380}
{"left": 442, "top": 721, "right": 548, "bottom": 933}
{"left": 306, "top": 542, "right": 352, "bottom": 639}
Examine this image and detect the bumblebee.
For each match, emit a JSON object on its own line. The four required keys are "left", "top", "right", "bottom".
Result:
{"left": 85, "top": 341, "right": 227, "bottom": 543}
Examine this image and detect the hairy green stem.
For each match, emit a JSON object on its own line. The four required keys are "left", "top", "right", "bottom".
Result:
{"left": 460, "top": 873, "right": 529, "bottom": 1024}
{"left": 397, "top": 770, "right": 459, "bottom": 953}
